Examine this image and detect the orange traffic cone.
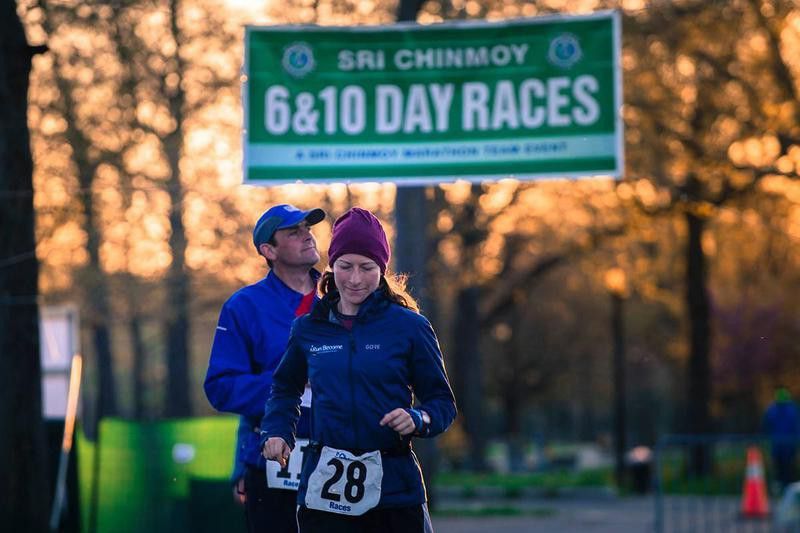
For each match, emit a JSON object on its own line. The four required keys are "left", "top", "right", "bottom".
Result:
{"left": 741, "top": 446, "right": 770, "bottom": 518}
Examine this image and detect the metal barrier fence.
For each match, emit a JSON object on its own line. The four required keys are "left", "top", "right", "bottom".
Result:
{"left": 653, "top": 434, "right": 798, "bottom": 533}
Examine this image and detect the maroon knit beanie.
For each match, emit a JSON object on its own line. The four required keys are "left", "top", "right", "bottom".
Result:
{"left": 328, "top": 208, "right": 391, "bottom": 274}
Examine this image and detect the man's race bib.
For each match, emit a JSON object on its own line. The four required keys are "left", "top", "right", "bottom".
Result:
{"left": 264, "top": 386, "right": 312, "bottom": 490}
{"left": 300, "top": 385, "right": 312, "bottom": 408}
{"left": 304, "top": 446, "right": 383, "bottom": 516}
{"left": 266, "top": 438, "right": 311, "bottom": 491}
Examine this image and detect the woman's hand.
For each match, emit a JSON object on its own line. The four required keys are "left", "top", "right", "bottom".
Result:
{"left": 379, "top": 408, "right": 416, "bottom": 436}
{"left": 262, "top": 437, "right": 291, "bottom": 468}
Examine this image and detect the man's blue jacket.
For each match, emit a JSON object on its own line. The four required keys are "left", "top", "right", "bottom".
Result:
{"left": 261, "top": 289, "right": 456, "bottom": 508}
{"left": 205, "top": 270, "right": 315, "bottom": 468}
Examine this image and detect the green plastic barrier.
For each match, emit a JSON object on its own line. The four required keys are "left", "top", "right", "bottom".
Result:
{"left": 76, "top": 417, "right": 244, "bottom": 533}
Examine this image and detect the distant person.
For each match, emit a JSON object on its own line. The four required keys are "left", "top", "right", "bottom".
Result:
{"left": 262, "top": 207, "right": 457, "bottom": 532}
{"left": 205, "top": 204, "right": 325, "bottom": 533}
{"left": 763, "top": 388, "right": 800, "bottom": 490}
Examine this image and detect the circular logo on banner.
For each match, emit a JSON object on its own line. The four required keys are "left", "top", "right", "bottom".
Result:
{"left": 548, "top": 33, "right": 582, "bottom": 69}
{"left": 282, "top": 42, "right": 315, "bottom": 78}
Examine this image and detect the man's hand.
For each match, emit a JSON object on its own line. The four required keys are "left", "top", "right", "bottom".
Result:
{"left": 263, "top": 437, "right": 291, "bottom": 468}
{"left": 379, "top": 408, "right": 416, "bottom": 436}
{"left": 232, "top": 477, "right": 246, "bottom": 506}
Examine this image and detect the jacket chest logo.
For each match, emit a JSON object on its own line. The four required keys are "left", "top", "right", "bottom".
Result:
{"left": 309, "top": 344, "right": 343, "bottom": 355}
{"left": 364, "top": 344, "right": 381, "bottom": 350}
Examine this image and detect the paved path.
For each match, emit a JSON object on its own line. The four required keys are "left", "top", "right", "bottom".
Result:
{"left": 432, "top": 494, "right": 787, "bottom": 532}
{"left": 432, "top": 495, "right": 654, "bottom": 533}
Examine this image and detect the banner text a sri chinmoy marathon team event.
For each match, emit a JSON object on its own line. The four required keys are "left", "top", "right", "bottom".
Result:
{"left": 243, "top": 11, "right": 622, "bottom": 185}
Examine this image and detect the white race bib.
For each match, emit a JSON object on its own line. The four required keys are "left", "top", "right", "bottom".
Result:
{"left": 304, "top": 446, "right": 383, "bottom": 516}
{"left": 300, "top": 385, "right": 312, "bottom": 408}
{"left": 266, "top": 438, "right": 311, "bottom": 491}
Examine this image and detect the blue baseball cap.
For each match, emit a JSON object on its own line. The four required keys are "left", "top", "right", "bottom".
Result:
{"left": 253, "top": 204, "right": 325, "bottom": 250}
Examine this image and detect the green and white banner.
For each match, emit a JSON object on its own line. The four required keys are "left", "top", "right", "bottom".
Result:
{"left": 243, "top": 11, "right": 622, "bottom": 185}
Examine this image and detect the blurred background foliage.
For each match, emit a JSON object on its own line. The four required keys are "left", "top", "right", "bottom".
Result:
{"left": 15, "top": 0, "right": 800, "bottom": 473}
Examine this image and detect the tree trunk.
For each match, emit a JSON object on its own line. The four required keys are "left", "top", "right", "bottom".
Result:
{"left": 396, "top": 0, "right": 427, "bottom": 22}
{"left": 686, "top": 210, "right": 712, "bottom": 475}
{"left": 163, "top": 132, "right": 191, "bottom": 418}
{"left": 453, "top": 186, "right": 487, "bottom": 470}
{"left": 503, "top": 381, "right": 525, "bottom": 471}
{"left": 578, "top": 350, "right": 596, "bottom": 441}
{"left": 611, "top": 292, "right": 627, "bottom": 488}
{"left": 394, "top": 185, "right": 442, "bottom": 505}
{"left": 0, "top": 5, "right": 48, "bottom": 529}
{"left": 39, "top": 1, "right": 119, "bottom": 423}
{"left": 502, "top": 311, "right": 525, "bottom": 471}
{"left": 80, "top": 188, "right": 118, "bottom": 420}
{"left": 453, "top": 286, "right": 487, "bottom": 470}
{"left": 130, "top": 313, "right": 148, "bottom": 419}
{"left": 394, "top": 187, "right": 429, "bottom": 302}
{"left": 163, "top": 0, "right": 192, "bottom": 417}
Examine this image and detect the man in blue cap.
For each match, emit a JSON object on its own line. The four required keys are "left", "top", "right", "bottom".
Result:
{"left": 205, "top": 204, "right": 325, "bottom": 533}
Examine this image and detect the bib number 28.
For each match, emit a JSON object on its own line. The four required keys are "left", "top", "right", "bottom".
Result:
{"left": 305, "top": 447, "right": 382, "bottom": 516}
{"left": 321, "top": 457, "right": 367, "bottom": 503}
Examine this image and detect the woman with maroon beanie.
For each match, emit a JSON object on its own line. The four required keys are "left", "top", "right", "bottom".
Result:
{"left": 262, "top": 207, "right": 456, "bottom": 533}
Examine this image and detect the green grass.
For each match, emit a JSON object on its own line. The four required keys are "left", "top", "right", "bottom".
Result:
{"left": 442, "top": 443, "right": 786, "bottom": 498}
{"left": 433, "top": 468, "right": 612, "bottom": 493}
{"left": 653, "top": 442, "right": 790, "bottom": 496}
{"left": 657, "top": 445, "right": 749, "bottom": 495}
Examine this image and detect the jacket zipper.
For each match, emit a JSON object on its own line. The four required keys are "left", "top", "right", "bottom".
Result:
{"left": 348, "top": 332, "right": 359, "bottom": 444}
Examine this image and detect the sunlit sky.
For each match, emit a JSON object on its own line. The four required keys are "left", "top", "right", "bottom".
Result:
{"left": 224, "top": 0, "right": 271, "bottom": 20}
